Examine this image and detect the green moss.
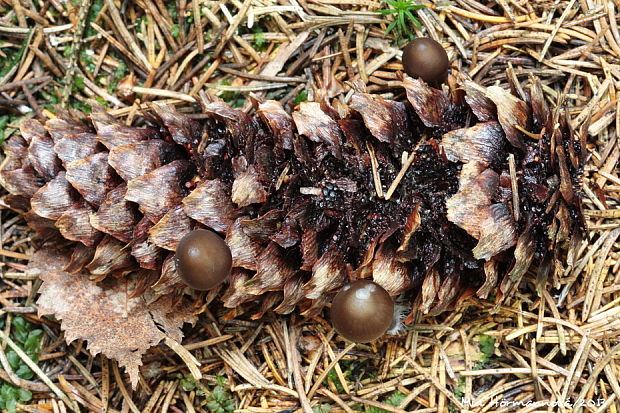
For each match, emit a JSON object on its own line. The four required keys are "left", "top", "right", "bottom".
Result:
{"left": 79, "top": 50, "right": 96, "bottom": 73}
{"left": 325, "top": 367, "right": 346, "bottom": 393}
{"left": 167, "top": 1, "right": 179, "bottom": 20}
{"left": 171, "top": 23, "right": 180, "bottom": 39}
{"left": 365, "top": 391, "right": 407, "bottom": 413}
{"left": 449, "top": 377, "right": 466, "bottom": 412}
{"left": 0, "top": 114, "right": 20, "bottom": 146}
{"left": 474, "top": 334, "right": 496, "bottom": 369}
{"left": 85, "top": 0, "right": 105, "bottom": 38}
{"left": 313, "top": 404, "right": 331, "bottom": 413}
{"left": 41, "top": 91, "right": 60, "bottom": 111}
{"left": 478, "top": 334, "right": 495, "bottom": 361}
{"left": 108, "top": 61, "right": 128, "bottom": 93}
{"left": 70, "top": 98, "right": 92, "bottom": 113}
{"left": 294, "top": 90, "right": 308, "bottom": 104}
{"left": 73, "top": 74, "right": 86, "bottom": 91}
{"left": 179, "top": 373, "right": 198, "bottom": 392}
{"left": 253, "top": 29, "right": 267, "bottom": 52}
{"left": 62, "top": 45, "right": 73, "bottom": 59}
{"left": 218, "top": 80, "right": 245, "bottom": 108}
{"left": 0, "top": 7, "right": 17, "bottom": 24}
{"left": 137, "top": 16, "right": 150, "bottom": 34}
{"left": 0, "top": 31, "right": 30, "bottom": 80}
{"left": 95, "top": 96, "right": 108, "bottom": 106}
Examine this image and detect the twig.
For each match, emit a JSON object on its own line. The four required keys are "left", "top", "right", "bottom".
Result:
{"left": 318, "top": 388, "right": 355, "bottom": 413}
{"left": 0, "top": 368, "right": 49, "bottom": 392}
{"left": 406, "top": 357, "right": 464, "bottom": 410}
{"left": 350, "top": 395, "right": 408, "bottom": 413}
{"left": 164, "top": 336, "right": 202, "bottom": 381}
{"left": 289, "top": 326, "right": 313, "bottom": 413}
{"left": 0, "top": 24, "right": 73, "bottom": 34}
{"left": 0, "top": 249, "right": 31, "bottom": 260}
{"left": 460, "top": 367, "right": 560, "bottom": 376}
{"left": 219, "top": 67, "right": 305, "bottom": 83}
{"left": 131, "top": 86, "right": 196, "bottom": 102}
{"left": 101, "top": 354, "right": 110, "bottom": 413}
{"left": 104, "top": 0, "right": 151, "bottom": 71}
{"left": 61, "top": 0, "right": 93, "bottom": 106}
{"left": 365, "top": 141, "right": 384, "bottom": 199}
{"left": 385, "top": 150, "right": 416, "bottom": 200}
{"left": 111, "top": 361, "right": 140, "bottom": 413}
{"left": 0, "top": 333, "right": 20, "bottom": 385}
{"left": 508, "top": 153, "right": 520, "bottom": 222}
{"left": 90, "top": 22, "right": 150, "bottom": 74}
{"left": 539, "top": 0, "right": 578, "bottom": 61}
{"left": 0, "top": 75, "right": 51, "bottom": 92}
{"left": 308, "top": 343, "right": 356, "bottom": 398}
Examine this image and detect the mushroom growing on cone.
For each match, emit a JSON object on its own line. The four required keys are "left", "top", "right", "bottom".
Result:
{"left": 0, "top": 69, "right": 584, "bottom": 384}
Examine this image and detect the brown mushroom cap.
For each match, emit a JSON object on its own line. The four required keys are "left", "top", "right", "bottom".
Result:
{"left": 330, "top": 280, "right": 394, "bottom": 343}
{"left": 175, "top": 229, "right": 232, "bottom": 290}
{"left": 402, "top": 37, "right": 449, "bottom": 83}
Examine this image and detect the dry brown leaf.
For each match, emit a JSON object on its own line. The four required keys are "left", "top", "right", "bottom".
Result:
{"left": 32, "top": 249, "right": 196, "bottom": 389}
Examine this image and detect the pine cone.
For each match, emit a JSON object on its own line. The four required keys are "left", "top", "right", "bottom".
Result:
{"left": 0, "top": 70, "right": 584, "bottom": 319}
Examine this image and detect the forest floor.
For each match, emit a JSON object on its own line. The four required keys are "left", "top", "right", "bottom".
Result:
{"left": 1, "top": 0, "right": 620, "bottom": 411}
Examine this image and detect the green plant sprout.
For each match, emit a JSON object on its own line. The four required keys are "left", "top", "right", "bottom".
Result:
{"left": 376, "top": 0, "right": 425, "bottom": 41}
{"left": 0, "top": 316, "right": 44, "bottom": 413}
{"left": 205, "top": 376, "right": 235, "bottom": 413}
{"left": 178, "top": 374, "right": 235, "bottom": 412}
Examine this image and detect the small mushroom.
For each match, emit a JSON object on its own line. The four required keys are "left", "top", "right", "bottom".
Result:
{"left": 175, "top": 229, "right": 232, "bottom": 290}
{"left": 402, "top": 38, "right": 449, "bottom": 83}
{"left": 330, "top": 280, "right": 394, "bottom": 343}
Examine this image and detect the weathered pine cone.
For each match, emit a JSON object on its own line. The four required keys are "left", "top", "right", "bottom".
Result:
{"left": 0, "top": 70, "right": 584, "bottom": 319}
